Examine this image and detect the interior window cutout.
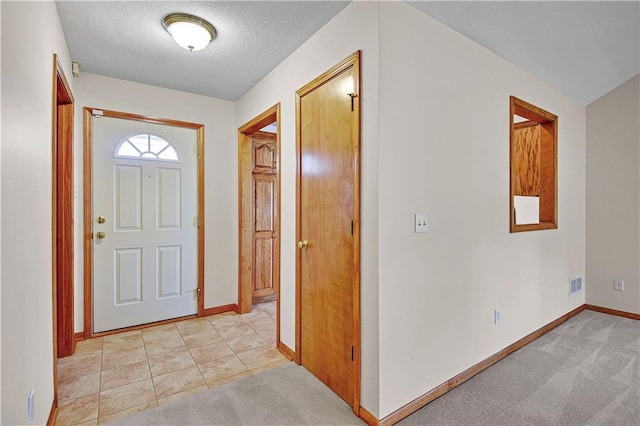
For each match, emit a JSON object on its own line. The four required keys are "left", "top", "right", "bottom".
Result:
{"left": 510, "top": 96, "right": 558, "bottom": 232}
{"left": 115, "top": 133, "right": 180, "bottom": 162}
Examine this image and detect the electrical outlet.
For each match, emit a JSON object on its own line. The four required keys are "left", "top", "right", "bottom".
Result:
{"left": 494, "top": 309, "right": 502, "bottom": 325}
{"left": 27, "top": 390, "right": 34, "bottom": 422}
{"left": 614, "top": 279, "right": 624, "bottom": 291}
{"left": 415, "top": 213, "right": 428, "bottom": 233}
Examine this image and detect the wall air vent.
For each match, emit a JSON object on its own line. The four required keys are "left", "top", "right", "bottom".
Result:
{"left": 569, "top": 276, "right": 583, "bottom": 296}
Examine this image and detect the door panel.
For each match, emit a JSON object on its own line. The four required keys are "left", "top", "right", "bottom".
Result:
{"left": 157, "top": 168, "right": 182, "bottom": 230}
{"left": 254, "top": 239, "right": 273, "bottom": 292}
{"left": 253, "top": 140, "right": 276, "bottom": 173}
{"left": 255, "top": 179, "right": 274, "bottom": 232}
{"left": 93, "top": 117, "right": 197, "bottom": 332}
{"left": 157, "top": 245, "right": 182, "bottom": 298}
{"left": 297, "top": 53, "right": 360, "bottom": 407}
{"left": 114, "top": 165, "right": 142, "bottom": 231}
{"left": 114, "top": 248, "right": 142, "bottom": 305}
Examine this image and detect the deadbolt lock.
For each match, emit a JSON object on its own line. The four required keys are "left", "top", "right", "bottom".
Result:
{"left": 96, "top": 231, "right": 106, "bottom": 240}
{"left": 96, "top": 216, "right": 106, "bottom": 224}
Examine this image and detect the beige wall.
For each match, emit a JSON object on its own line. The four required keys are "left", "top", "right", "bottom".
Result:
{"left": 0, "top": 3, "right": 3, "bottom": 420}
{"left": 72, "top": 73, "right": 237, "bottom": 329}
{"left": 1, "top": 1, "right": 73, "bottom": 423}
{"left": 377, "top": 2, "right": 586, "bottom": 417}
{"left": 586, "top": 75, "right": 640, "bottom": 314}
{"left": 0, "top": 1, "right": 599, "bottom": 422}
{"left": 235, "top": 1, "right": 381, "bottom": 415}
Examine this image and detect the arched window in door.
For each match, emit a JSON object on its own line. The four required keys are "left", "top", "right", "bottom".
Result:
{"left": 115, "top": 133, "right": 181, "bottom": 162}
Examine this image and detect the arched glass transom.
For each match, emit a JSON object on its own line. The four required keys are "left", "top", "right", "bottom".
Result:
{"left": 115, "top": 133, "right": 181, "bottom": 162}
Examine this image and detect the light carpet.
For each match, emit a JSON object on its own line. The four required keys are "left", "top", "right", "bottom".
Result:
{"left": 110, "top": 362, "right": 364, "bottom": 425}
{"left": 400, "top": 310, "right": 640, "bottom": 425}
{"left": 112, "top": 310, "right": 638, "bottom": 425}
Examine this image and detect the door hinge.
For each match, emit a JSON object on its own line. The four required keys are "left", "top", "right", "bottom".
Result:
{"left": 196, "top": 288, "right": 201, "bottom": 300}
{"left": 348, "top": 93, "right": 357, "bottom": 111}
{"left": 351, "top": 345, "right": 354, "bottom": 362}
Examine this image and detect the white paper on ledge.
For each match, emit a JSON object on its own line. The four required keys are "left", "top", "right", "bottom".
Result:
{"left": 514, "top": 195, "right": 540, "bottom": 225}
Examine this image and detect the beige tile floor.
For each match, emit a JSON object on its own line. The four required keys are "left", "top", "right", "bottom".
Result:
{"left": 55, "top": 301, "right": 288, "bottom": 425}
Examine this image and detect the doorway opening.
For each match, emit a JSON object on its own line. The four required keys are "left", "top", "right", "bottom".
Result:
{"left": 83, "top": 108, "right": 205, "bottom": 337}
{"left": 237, "top": 104, "right": 286, "bottom": 355}
{"left": 52, "top": 54, "right": 75, "bottom": 416}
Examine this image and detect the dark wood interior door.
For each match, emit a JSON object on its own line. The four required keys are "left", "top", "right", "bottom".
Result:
{"left": 297, "top": 53, "right": 360, "bottom": 408}
{"left": 252, "top": 132, "right": 278, "bottom": 303}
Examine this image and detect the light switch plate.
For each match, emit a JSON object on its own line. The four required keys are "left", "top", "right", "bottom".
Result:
{"left": 27, "top": 390, "right": 34, "bottom": 422}
{"left": 415, "top": 213, "right": 428, "bottom": 233}
{"left": 494, "top": 309, "right": 502, "bottom": 325}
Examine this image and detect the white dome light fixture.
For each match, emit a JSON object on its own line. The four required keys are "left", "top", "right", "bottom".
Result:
{"left": 163, "top": 13, "right": 216, "bottom": 52}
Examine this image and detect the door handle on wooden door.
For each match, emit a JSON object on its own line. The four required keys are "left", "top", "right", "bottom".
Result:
{"left": 297, "top": 240, "right": 310, "bottom": 249}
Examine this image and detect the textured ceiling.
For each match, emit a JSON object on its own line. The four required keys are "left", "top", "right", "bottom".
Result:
{"left": 55, "top": 1, "right": 350, "bottom": 101}
{"left": 56, "top": 1, "right": 639, "bottom": 104}
{"left": 410, "top": 1, "right": 640, "bottom": 105}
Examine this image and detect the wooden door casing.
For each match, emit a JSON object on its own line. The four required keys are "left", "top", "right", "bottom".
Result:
{"left": 295, "top": 51, "right": 361, "bottom": 411}
{"left": 237, "top": 105, "right": 281, "bottom": 319}
{"left": 252, "top": 132, "right": 278, "bottom": 302}
{"left": 83, "top": 108, "right": 205, "bottom": 338}
{"left": 53, "top": 54, "right": 75, "bottom": 359}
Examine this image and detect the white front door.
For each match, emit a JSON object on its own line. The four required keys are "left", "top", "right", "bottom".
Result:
{"left": 93, "top": 116, "right": 198, "bottom": 333}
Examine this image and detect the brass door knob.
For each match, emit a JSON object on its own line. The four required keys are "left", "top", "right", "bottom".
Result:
{"left": 96, "top": 216, "right": 106, "bottom": 224}
{"left": 297, "top": 240, "right": 309, "bottom": 249}
{"left": 96, "top": 231, "right": 106, "bottom": 240}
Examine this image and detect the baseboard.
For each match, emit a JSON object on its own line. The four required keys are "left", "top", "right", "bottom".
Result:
{"left": 47, "top": 399, "right": 58, "bottom": 426}
{"left": 277, "top": 341, "right": 295, "bottom": 360}
{"left": 586, "top": 304, "right": 640, "bottom": 320}
{"left": 74, "top": 331, "right": 85, "bottom": 342}
{"left": 253, "top": 293, "right": 277, "bottom": 304}
{"left": 380, "top": 304, "right": 587, "bottom": 425}
{"left": 201, "top": 303, "right": 238, "bottom": 317}
{"left": 359, "top": 406, "right": 380, "bottom": 425}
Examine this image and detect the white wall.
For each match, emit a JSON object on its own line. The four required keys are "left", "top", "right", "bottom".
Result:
{"left": 235, "top": 1, "right": 380, "bottom": 416}
{"left": 72, "top": 74, "right": 237, "bottom": 330}
{"left": 586, "top": 75, "right": 640, "bottom": 314}
{"left": 1, "top": 1, "right": 73, "bottom": 423}
{"left": 0, "top": 3, "right": 3, "bottom": 421}
{"left": 377, "top": 2, "right": 586, "bottom": 417}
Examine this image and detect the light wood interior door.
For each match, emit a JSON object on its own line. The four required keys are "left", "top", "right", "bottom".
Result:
{"left": 296, "top": 52, "right": 361, "bottom": 409}
{"left": 252, "top": 132, "right": 278, "bottom": 303}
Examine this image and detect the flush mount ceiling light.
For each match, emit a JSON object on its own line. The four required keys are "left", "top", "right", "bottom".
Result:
{"left": 163, "top": 13, "right": 216, "bottom": 52}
